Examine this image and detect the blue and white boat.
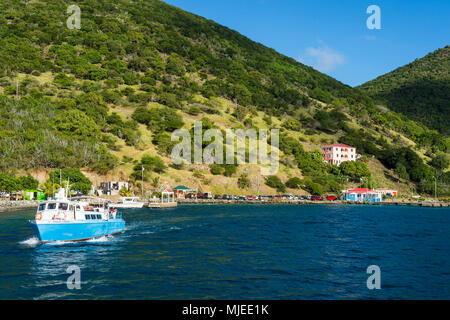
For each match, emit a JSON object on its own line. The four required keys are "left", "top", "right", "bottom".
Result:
{"left": 30, "top": 188, "right": 125, "bottom": 243}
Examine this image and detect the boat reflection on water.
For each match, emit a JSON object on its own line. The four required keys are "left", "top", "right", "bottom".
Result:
{"left": 25, "top": 234, "right": 124, "bottom": 299}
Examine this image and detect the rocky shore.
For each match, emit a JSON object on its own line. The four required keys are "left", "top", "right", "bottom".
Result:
{"left": 0, "top": 200, "right": 40, "bottom": 212}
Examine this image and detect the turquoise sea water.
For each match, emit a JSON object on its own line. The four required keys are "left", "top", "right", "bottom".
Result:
{"left": 0, "top": 204, "right": 449, "bottom": 299}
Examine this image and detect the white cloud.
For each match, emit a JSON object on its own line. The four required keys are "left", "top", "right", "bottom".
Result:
{"left": 298, "top": 46, "right": 346, "bottom": 73}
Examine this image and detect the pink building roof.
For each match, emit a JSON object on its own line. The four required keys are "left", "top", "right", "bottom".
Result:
{"left": 322, "top": 144, "right": 355, "bottom": 149}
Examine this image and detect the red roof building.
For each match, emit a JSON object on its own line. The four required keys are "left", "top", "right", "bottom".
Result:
{"left": 342, "top": 188, "right": 382, "bottom": 202}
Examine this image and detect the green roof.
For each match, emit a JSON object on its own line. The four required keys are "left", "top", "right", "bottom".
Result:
{"left": 173, "top": 185, "right": 191, "bottom": 190}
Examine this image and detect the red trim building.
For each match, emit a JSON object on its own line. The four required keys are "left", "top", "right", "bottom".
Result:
{"left": 321, "top": 144, "right": 357, "bottom": 166}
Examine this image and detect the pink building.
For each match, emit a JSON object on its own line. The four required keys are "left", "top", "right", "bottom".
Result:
{"left": 322, "top": 144, "right": 357, "bottom": 166}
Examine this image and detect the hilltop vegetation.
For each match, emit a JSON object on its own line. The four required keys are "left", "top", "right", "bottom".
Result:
{"left": 0, "top": 0, "right": 448, "bottom": 196}
{"left": 359, "top": 46, "right": 450, "bottom": 135}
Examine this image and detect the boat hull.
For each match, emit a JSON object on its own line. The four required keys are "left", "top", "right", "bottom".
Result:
{"left": 109, "top": 203, "right": 144, "bottom": 208}
{"left": 30, "top": 219, "right": 125, "bottom": 242}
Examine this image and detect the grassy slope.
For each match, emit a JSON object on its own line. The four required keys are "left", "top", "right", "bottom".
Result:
{"left": 1, "top": 0, "right": 445, "bottom": 197}
{"left": 358, "top": 46, "right": 450, "bottom": 134}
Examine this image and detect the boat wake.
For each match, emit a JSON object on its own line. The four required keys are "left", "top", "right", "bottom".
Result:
{"left": 18, "top": 237, "right": 40, "bottom": 248}
{"left": 19, "top": 235, "right": 120, "bottom": 248}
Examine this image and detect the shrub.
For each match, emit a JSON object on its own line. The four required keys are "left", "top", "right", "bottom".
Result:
{"left": 237, "top": 174, "right": 251, "bottom": 189}
{"left": 265, "top": 175, "right": 286, "bottom": 193}
{"left": 285, "top": 177, "right": 303, "bottom": 189}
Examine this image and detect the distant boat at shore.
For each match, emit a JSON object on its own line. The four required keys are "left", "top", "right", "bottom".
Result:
{"left": 110, "top": 197, "right": 145, "bottom": 209}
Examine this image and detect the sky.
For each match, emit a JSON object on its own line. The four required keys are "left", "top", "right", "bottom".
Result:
{"left": 164, "top": 0, "right": 449, "bottom": 87}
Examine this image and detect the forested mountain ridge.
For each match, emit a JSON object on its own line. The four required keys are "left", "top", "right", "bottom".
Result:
{"left": 359, "top": 46, "right": 450, "bottom": 134}
{"left": 0, "top": 0, "right": 448, "bottom": 196}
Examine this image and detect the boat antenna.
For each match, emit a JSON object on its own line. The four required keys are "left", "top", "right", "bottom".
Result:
{"left": 67, "top": 177, "right": 70, "bottom": 200}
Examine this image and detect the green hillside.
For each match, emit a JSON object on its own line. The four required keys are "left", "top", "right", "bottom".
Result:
{"left": 0, "top": 0, "right": 449, "bottom": 197}
{"left": 359, "top": 46, "right": 450, "bottom": 135}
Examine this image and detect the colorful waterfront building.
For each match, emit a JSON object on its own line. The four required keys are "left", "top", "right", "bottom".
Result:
{"left": 374, "top": 189, "right": 398, "bottom": 198}
{"left": 342, "top": 188, "right": 382, "bottom": 202}
{"left": 173, "top": 185, "right": 193, "bottom": 199}
{"left": 24, "top": 189, "right": 46, "bottom": 201}
{"left": 321, "top": 144, "right": 358, "bottom": 166}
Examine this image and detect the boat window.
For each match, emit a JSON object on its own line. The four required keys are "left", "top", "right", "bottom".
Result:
{"left": 91, "top": 214, "right": 96, "bottom": 220}
{"left": 69, "top": 205, "right": 73, "bottom": 211}
{"left": 47, "top": 203, "right": 57, "bottom": 210}
{"left": 58, "top": 203, "right": 68, "bottom": 210}
{"left": 38, "top": 203, "right": 46, "bottom": 211}
{"left": 85, "top": 214, "right": 91, "bottom": 220}
{"left": 96, "top": 214, "right": 102, "bottom": 219}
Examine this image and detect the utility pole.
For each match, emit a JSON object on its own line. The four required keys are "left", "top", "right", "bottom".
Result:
{"left": 434, "top": 176, "right": 437, "bottom": 201}
{"left": 141, "top": 165, "right": 145, "bottom": 197}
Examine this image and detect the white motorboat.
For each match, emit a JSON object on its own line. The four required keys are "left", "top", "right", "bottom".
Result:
{"left": 110, "top": 197, "right": 145, "bottom": 209}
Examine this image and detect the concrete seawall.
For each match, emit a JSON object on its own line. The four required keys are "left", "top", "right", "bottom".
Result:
{"left": 178, "top": 199, "right": 449, "bottom": 207}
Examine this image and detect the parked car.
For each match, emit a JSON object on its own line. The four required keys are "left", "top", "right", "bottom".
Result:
{"left": 197, "top": 192, "right": 205, "bottom": 199}
{"left": 186, "top": 193, "right": 197, "bottom": 199}
{"left": 311, "top": 195, "right": 322, "bottom": 201}
{"left": 246, "top": 195, "right": 257, "bottom": 200}
{"left": 9, "top": 193, "right": 24, "bottom": 201}
{"left": 203, "top": 192, "right": 213, "bottom": 199}
{"left": 214, "top": 195, "right": 222, "bottom": 200}
{"left": 325, "top": 195, "right": 337, "bottom": 201}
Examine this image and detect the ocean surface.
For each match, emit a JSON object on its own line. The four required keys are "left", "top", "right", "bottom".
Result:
{"left": 0, "top": 204, "right": 449, "bottom": 299}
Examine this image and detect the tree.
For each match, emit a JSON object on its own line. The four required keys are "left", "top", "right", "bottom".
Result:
{"left": 285, "top": 177, "right": 303, "bottom": 189}
{"left": 0, "top": 173, "right": 19, "bottom": 192}
{"left": 48, "top": 169, "right": 92, "bottom": 194}
{"left": 52, "top": 109, "right": 100, "bottom": 138}
{"left": 166, "top": 53, "right": 185, "bottom": 76}
{"left": 237, "top": 174, "right": 251, "bottom": 189}
{"left": 265, "top": 175, "right": 286, "bottom": 193}
{"left": 340, "top": 161, "right": 371, "bottom": 180}
{"left": 429, "top": 154, "right": 449, "bottom": 171}
{"left": 17, "top": 174, "right": 39, "bottom": 190}
{"left": 303, "top": 179, "right": 323, "bottom": 195}
{"left": 134, "top": 155, "right": 167, "bottom": 178}
{"left": 210, "top": 164, "right": 223, "bottom": 175}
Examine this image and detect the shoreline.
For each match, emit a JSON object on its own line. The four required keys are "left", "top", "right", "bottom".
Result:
{"left": 177, "top": 199, "right": 449, "bottom": 208}
{"left": 0, "top": 200, "right": 40, "bottom": 212}
{"left": 1, "top": 199, "right": 448, "bottom": 212}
